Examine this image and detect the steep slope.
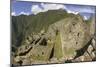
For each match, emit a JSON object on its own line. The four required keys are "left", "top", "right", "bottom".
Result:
{"left": 11, "top": 9, "right": 96, "bottom": 65}
{"left": 12, "top": 9, "right": 74, "bottom": 50}
{"left": 12, "top": 9, "right": 74, "bottom": 52}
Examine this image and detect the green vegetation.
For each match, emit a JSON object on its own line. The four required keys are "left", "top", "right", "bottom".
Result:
{"left": 12, "top": 9, "right": 79, "bottom": 52}
{"left": 12, "top": 9, "right": 74, "bottom": 51}
{"left": 54, "top": 31, "right": 63, "bottom": 59}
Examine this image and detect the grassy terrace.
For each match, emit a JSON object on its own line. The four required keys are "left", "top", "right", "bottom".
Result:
{"left": 54, "top": 32, "right": 63, "bottom": 60}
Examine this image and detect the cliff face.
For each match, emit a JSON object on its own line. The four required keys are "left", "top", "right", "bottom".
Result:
{"left": 47, "top": 16, "right": 91, "bottom": 59}
{"left": 11, "top": 10, "right": 96, "bottom": 65}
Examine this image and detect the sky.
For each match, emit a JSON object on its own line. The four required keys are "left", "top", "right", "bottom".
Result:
{"left": 11, "top": 0, "right": 96, "bottom": 20}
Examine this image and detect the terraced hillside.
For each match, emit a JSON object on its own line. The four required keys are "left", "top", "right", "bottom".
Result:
{"left": 11, "top": 9, "right": 96, "bottom": 66}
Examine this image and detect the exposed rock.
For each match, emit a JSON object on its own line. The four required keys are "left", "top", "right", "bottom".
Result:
{"left": 49, "top": 57, "right": 58, "bottom": 63}
{"left": 22, "top": 58, "right": 31, "bottom": 65}
{"left": 47, "top": 15, "right": 91, "bottom": 59}
{"left": 17, "top": 45, "right": 32, "bottom": 56}
{"left": 71, "top": 55, "right": 85, "bottom": 62}
{"left": 12, "top": 14, "right": 96, "bottom": 65}
{"left": 89, "top": 17, "right": 96, "bottom": 37}
{"left": 71, "top": 39, "right": 96, "bottom": 62}
{"left": 83, "top": 51, "right": 93, "bottom": 61}
{"left": 91, "top": 38, "right": 96, "bottom": 49}
{"left": 87, "top": 45, "right": 93, "bottom": 54}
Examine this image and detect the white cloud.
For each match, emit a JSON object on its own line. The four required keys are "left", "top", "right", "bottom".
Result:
{"left": 31, "top": 3, "right": 80, "bottom": 15}
{"left": 11, "top": 12, "right": 16, "bottom": 16}
{"left": 31, "top": 3, "right": 66, "bottom": 15}
{"left": 12, "top": 11, "right": 30, "bottom": 16}
{"left": 83, "top": 16, "right": 88, "bottom": 20}
{"left": 67, "top": 9, "right": 79, "bottom": 15}
{"left": 19, "top": 12, "right": 30, "bottom": 15}
{"left": 40, "top": 3, "right": 66, "bottom": 11}
{"left": 31, "top": 5, "right": 43, "bottom": 15}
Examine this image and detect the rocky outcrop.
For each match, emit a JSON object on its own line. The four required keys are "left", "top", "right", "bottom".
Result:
{"left": 12, "top": 14, "right": 96, "bottom": 66}
{"left": 46, "top": 15, "right": 93, "bottom": 60}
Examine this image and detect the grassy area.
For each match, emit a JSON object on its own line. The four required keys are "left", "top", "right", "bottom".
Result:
{"left": 54, "top": 32, "right": 63, "bottom": 59}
